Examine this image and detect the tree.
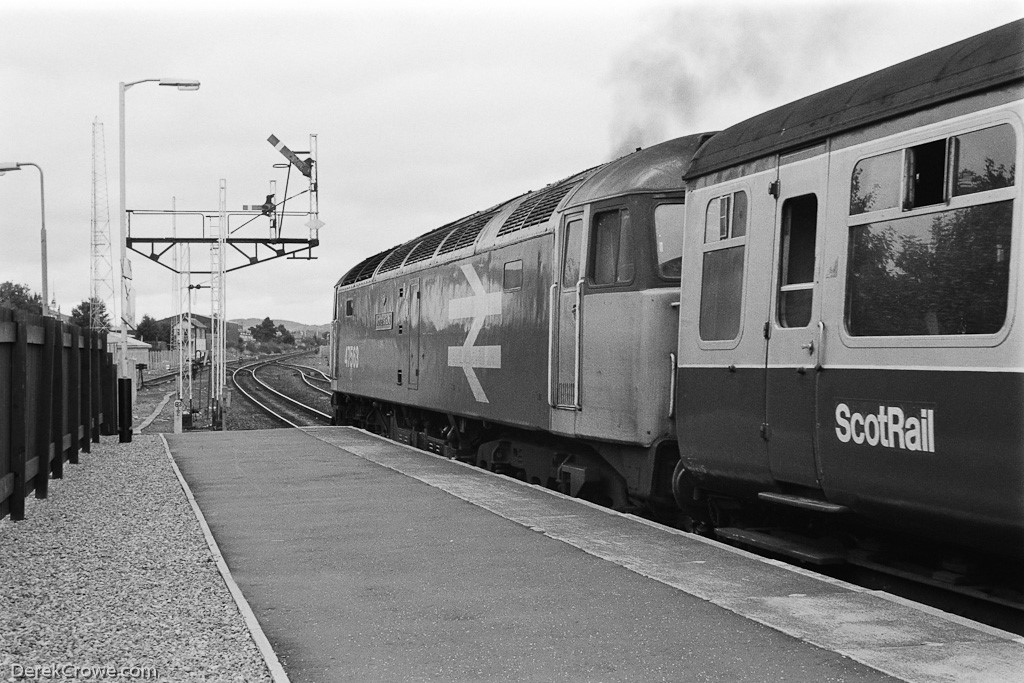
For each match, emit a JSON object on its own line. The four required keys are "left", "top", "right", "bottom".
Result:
{"left": 276, "top": 324, "right": 295, "bottom": 345}
{"left": 0, "top": 281, "right": 42, "bottom": 315}
{"left": 249, "top": 317, "right": 278, "bottom": 343}
{"left": 70, "top": 297, "right": 111, "bottom": 331}
{"left": 135, "top": 314, "right": 171, "bottom": 343}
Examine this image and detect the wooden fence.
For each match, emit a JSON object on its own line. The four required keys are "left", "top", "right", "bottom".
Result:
{"left": 0, "top": 308, "right": 118, "bottom": 521}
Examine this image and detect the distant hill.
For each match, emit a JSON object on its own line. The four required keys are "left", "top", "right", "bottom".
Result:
{"left": 231, "top": 318, "right": 330, "bottom": 337}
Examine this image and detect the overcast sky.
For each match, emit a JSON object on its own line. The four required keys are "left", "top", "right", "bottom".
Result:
{"left": 2, "top": 0, "right": 1022, "bottom": 326}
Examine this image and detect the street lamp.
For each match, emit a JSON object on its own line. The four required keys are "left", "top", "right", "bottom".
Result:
{"left": 0, "top": 161, "right": 49, "bottom": 317}
{"left": 118, "top": 77, "right": 200, "bottom": 443}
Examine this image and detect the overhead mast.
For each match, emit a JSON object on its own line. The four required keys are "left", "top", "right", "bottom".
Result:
{"left": 210, "top": 179, "right": 228, "bottom": 428}
{"left": 122, "top": 133, "right": 321, "bottom": 429}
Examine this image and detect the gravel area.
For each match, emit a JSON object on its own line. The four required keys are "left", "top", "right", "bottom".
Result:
{"left": 0, "top": 402, "right": 274, "bottom": 680}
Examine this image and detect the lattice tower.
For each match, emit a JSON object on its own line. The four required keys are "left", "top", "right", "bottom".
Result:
{"left": 90, "top": 118, "right": 116, "bottom": 330}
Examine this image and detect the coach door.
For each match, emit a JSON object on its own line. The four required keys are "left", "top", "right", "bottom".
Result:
{"left": 765, "top": 149, "right": 827, "bottom": 488}
{"left": 551, "top": 213, "right": 585, "bottom": 410}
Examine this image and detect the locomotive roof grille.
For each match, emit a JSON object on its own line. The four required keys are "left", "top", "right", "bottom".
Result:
{"left": 437, "top": 208, "right": 500, "bottom": 255}
{"left": 404, "top": 222, "right": 460, "bottom": 266}
{"left": 497, "top": 180, "right": 577, "bottom": 237}
{"left": 377, "top": 240, "right": 419, "bottom": 274}
{"left": 340, "top": 248, "right": 392, "bottom": 286}
{"left": 339, "top": 137, "right": 708, "bottom": 287}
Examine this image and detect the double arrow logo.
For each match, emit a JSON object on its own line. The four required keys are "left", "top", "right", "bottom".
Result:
{"left": 447, "top": 264, "right": 502, "bottom": 403}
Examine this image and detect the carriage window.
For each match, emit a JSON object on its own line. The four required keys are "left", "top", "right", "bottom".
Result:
{"left": 590, "top": 209, "right": 634, "bottom": 285}
{"left": 953, "top": 124, "right": 1016, "bottom": 196}
{"left": 852, "top": 125, "right": 1018, "bottom": 218}
{"left": 847, "top": 201, "right": 1012, "bottom": 336}
{"left": 777, "top": 195, "right": 818, "bottom": 328}
{"left": 700, "top": 247, "right": 744, "bottom": 340}
{"left": 850, "top": 151, "right": 900, "bottom": 214}
{"left": 654, "top": 203, "right": 685, "bottom": 278}
{"left": 699, "top": 191, "right": 748, "bottom": 341}
{"left": 705, "top": 191, "right": 747, "bottom": 243}
{"left": 562, "top": 218, "right": 583, "bottom": 288}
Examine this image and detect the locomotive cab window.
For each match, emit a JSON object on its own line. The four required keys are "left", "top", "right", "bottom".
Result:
{"left": 655, "top": 203, "right": 686, "bottom": 278}
{"left": 699, "top": 190, "right": 748, "bottom": 341}
{"left": 562, "top": 218, "right": 583, "bottom": 288}
{"left": 345, "top": 299, "right": 355, "bottom": 317}
{"left": 589, "top": 208, "right": 633, "bottom": 285}
{"left": 847, "top": 123, "right": 1018, "bottom": 337}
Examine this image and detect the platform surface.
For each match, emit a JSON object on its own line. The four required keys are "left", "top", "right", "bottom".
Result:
{"left": 163, "top": 427, "right": 1024, "bottom": 682}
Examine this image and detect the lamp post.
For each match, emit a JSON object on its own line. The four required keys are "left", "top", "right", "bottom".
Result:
{"left": 118, "top": 77, "right": 200, "bottom": 443}
{"left": 0, "top": 161, "right": 49, "bottom": 317}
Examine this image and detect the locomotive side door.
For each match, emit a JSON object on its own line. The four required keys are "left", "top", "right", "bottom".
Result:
{"left": 406, "top": 279, "right": 420, "bottom": 389}
{"left": 764, "top": 148, "right": 828, "bottom": 488}
{"left": 397, "top": 279, "right": 421, "bottom": 390}
{"left": 551, "top": 212, "right": 585, "bottom": 411}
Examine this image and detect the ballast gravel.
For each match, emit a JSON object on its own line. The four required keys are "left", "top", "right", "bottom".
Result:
{"left": 0, "top": 433, "right": 273, "bottom": 682}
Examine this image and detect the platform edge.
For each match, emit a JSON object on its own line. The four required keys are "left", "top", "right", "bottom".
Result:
{"left": 159, "top": 434, "right": 291, "bottom": 683}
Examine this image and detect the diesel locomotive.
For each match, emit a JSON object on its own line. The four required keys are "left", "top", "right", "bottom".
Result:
{"left": 332, "top": 20, "right": 1024, "bottom": 566}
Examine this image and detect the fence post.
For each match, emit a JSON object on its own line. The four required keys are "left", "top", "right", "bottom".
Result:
{"left": 68, "top": 325, "right": 81, "bottom": 465}
{"left": 105, "top": 362, "right": 118, "bottom": 436}
{"left": 10, "top": 313, "right": 28, "bottom": 521}
{"left": 100, "top": 332, "right": 115, "bottom": 436}
{"left": 0, "top": 309, "right": 12, "bottom": 519}
{"left": 33, "top": 317, "right": 56, "bottom": 500}
{"left": 50, "top": 318, "right": 65, "bottom": 480}
{"left": 80, "top": 328, "right": 92, "bottom": 454}
{"left": 90, "top": 330, "right": 100, "bottom": 443}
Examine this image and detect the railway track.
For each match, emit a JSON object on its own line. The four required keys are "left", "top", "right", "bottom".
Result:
{"left": 275, "top": 362, "right": 331, "bottom": 395}
{"left": 144, "top": 357, "right": 249, "bottom": 387}
{"left": 231, "top": 354, "right": 331, "bottom": 428}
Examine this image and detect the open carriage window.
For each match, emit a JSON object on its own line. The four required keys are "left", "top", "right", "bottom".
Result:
{"left": 850, "top": 124, "right": 1017, "bottom": 217}
{"left": 846, "top": 124, "right": 1017, "bottom": 337}
{"left": 905, "top": 139, "right": 947, "bottom": 209}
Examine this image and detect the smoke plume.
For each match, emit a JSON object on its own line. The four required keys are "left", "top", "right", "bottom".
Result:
{"left": 608, "top": 3, "right": 860, "bottom": 157}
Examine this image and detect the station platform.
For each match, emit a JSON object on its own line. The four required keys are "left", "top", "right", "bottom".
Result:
{"left": 163, "top": 427, "right": 1024, "bottom": 682}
